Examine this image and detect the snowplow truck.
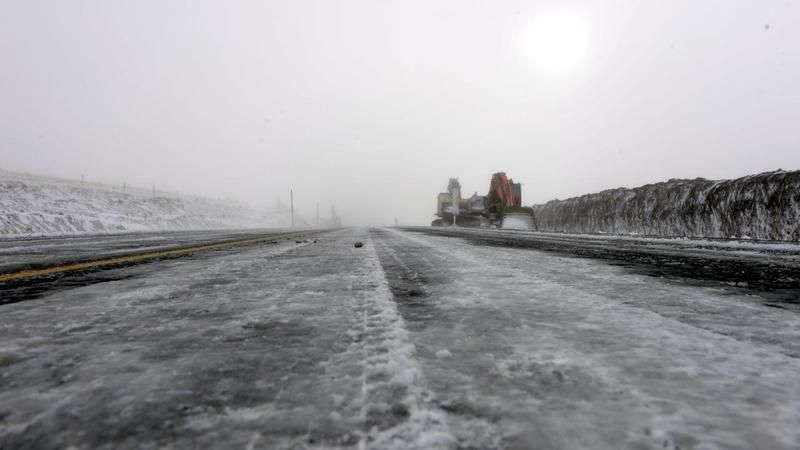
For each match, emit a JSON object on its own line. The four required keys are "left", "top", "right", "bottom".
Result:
{"left": 432, "top": 172, "right": 536, "bottom": 229}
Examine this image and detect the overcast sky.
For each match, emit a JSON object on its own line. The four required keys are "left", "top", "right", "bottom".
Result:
{"left": 1, "top": 1, "right": 798, "bottom": 225}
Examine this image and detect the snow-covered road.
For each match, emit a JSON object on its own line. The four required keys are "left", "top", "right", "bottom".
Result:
{"left": 1, "top": 228, "right": 799, "bottom": 449}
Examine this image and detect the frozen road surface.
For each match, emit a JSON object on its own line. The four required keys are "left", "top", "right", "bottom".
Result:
{"left": 1, "top": 228, "right": 799, "bottom": 449}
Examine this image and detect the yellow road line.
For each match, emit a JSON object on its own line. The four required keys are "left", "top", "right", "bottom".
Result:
{"left": 0, "top": 232, "right": 310, "bottom": 283}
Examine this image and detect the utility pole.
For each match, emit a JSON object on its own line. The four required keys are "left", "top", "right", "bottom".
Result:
{"left": 316, "top": 203, "right": 319, "bottom": 226}
{"left": 81, "top": 175, "right": 85, "bottom": 187}
{"left": 290, "top": 189, "right": 294, "bottom": 227}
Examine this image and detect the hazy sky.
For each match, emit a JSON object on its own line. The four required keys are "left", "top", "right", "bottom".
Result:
{"left": 1, "top": 1, "right": 798, "bottom": 225}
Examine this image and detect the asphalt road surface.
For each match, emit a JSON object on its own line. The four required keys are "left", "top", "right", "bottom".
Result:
{"left": 0, "top": 229, "right": 298, "bottom": 274}
{"left": 1, "top": 228, "right": 799, "bottom": 449}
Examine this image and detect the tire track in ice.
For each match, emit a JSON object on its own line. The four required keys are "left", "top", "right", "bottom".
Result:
{"left": 370, "top": 229, "right": 518, "bottom": 448}
{"left": 355, "top": 236, "right": 454, "bottom": 450}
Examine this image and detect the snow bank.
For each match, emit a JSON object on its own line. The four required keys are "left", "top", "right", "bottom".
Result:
{"left": 0, "top": 169, "right": 290, "bottom": 236}
{"left": 533, "top": 170, "right": 800, "bottom": 241}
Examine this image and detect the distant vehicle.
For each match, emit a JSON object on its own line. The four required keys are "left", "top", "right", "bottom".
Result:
{"left": 432, "top": 172, "right": 536, "bottom": 229}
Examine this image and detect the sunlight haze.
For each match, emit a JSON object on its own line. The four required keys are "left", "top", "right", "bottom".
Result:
{"left": 1, "top": 0, "right": 798, "bottom": 225}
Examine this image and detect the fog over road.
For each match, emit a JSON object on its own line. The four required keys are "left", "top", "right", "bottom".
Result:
{"left": 1, "top": 228, "right": 799, "bottom": 449}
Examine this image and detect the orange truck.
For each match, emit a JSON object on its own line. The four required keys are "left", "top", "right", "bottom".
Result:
{"left": 432, "top": 172, "right": 536, "bottom": 229}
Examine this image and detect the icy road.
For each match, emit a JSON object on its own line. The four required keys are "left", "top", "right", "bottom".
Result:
{"left": 1, "top": 228, "right": 799, "bottom": 449}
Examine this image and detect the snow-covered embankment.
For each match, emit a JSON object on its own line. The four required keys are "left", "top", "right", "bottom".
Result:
{"left": 533, "top": 170, "right": 800, "bottom": 241}
{"left": 0, "top": 169, "right": 288, "bottom": 236}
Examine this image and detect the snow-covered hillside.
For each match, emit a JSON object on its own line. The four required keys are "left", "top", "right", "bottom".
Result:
{"left": 0, "top": 169, "right": 291, "bottom": 236}
{"left": 533, "top": 170, "right": 800, "bottom": 241}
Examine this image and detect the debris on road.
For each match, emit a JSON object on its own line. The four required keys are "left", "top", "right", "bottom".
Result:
{"left": 354, "top": 241, "right": 363, "bottom": 248}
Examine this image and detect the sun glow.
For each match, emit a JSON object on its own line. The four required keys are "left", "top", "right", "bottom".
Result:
{"left": 526, "top": 11, "right": 589, "bottom": 72}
